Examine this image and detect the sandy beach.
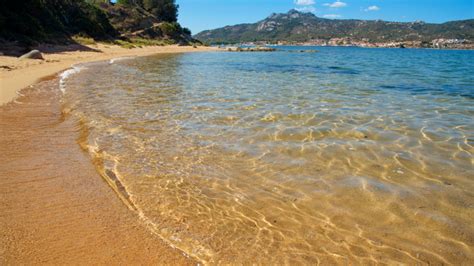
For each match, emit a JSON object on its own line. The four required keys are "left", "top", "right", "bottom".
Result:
{"left": 0, "top": 44, "right": 215, "bottom": 264}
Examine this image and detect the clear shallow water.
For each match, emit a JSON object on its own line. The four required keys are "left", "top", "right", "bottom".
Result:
{"left": 63, "top": 47, "right": 473, "bottom": 264}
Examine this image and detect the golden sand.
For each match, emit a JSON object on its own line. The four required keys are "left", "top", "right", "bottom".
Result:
{"left": 0, "top": 78, "right": 197, "bottom": 264}
{"left": 0, "top": 45, "right": 217, "bottom": 264}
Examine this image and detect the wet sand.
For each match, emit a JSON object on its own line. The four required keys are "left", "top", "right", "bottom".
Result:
{"left": 0, "top": 54, "right": 200, "bottom": 263}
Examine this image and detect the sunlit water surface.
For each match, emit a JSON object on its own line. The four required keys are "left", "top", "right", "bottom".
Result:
{"left": 63, "top": 47, "right": 474, "bottom": 264}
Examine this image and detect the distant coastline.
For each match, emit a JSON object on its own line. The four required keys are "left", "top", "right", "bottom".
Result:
{"left": 276, "top": 38, "right": 473, "bottom": 50}
{"left": 226, "top": 38, "right": 474, "bottom": 50}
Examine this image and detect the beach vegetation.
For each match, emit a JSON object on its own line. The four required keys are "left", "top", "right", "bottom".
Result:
{"left": 129, "top": 38, "right": 168, "bottom": 46}
{"left": 114, "top": 39, "right": 136, "bottom": 49}
{"left": 111, "top": 37, "right": 175, "bottom": 48}
{"left": 72, "top": 36, "right": 97, "bottom": 45}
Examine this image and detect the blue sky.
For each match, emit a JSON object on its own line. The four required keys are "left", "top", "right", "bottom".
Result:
{"left": 176, "top": 0, "right": 473, "bottom": 34}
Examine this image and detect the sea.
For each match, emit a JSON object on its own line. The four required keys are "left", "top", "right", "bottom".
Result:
{"left": 61, "top": 46, "right": 473, "bottom": 264}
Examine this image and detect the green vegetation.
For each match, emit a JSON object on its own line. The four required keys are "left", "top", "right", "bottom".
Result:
{"left": 0, "top": 0, "right": 116, "bottom": 44}
{"left": 159, "top": 22, "right": 181, "bottom": 36}
{"left": 0, "top": 0, "right": 196, "bottom": 49}
{"left": 194, "top": 9, "right": 474, "bottom": 45}
{"left": 112, "top": 0, "right": 179, "bottom": 22}
{"left": 142, "top": 0, "right": 179, "bottom": 22}
{"left": 72, "top": 36, "right": 97, "bottom": 45}
{"left": 130, "top": 38, "right": 167, "bottom": 46}
{"left": 114, "top": 39, "right": 136, "bottom": 49}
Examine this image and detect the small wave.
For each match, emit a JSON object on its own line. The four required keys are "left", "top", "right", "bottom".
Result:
{"left": 109, "top": 56, "right": 135, "bottom": 64}
{"left": 59, "top": 65, "right": 85, "bottom": 93}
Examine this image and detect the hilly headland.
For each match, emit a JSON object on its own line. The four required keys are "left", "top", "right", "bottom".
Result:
{"left": 195, "top": 9, "right": 474, "bottom": 49}
{"left": 0, "top": 0, "right": 200, "bottom": 56}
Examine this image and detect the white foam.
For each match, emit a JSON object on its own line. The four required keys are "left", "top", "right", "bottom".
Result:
{"left": 109, "top": 56, "right": 135, "bottom": 64}
{"left": 59, "top": 65, "right": 85, "bottom": 93}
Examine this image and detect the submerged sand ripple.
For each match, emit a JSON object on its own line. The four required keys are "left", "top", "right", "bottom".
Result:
{"left": 60, "top": 51, "right": 473, "bottom": 264}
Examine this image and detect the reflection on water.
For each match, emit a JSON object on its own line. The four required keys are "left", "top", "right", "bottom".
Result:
{"left": 63, "top": 47, "right": 473, "bottom": 264}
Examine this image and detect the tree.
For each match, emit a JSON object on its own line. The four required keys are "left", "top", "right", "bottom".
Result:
{"left": 116, "top": 0, "right": 134, "bottom": 6}
{"left": 142, "top": 0, "right": 178, "bottom": 22}
{"left": 182, "top": 27, "right": 191, "bottom": 35}
{"left": 87, "top": 0, "right": 110, "bottom": 4}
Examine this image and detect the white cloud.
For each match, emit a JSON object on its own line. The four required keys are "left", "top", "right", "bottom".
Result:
{"left": 296, "top": 6, "right": 317, "bottom": 13}
{"left": 365, "top": 5, "right": 380, "bottom": 11}
{"left": 295, "top": 0, "right": 315, "bottom": 5}
{"left": 323, "top": 1, "right": 347, "bottom": 8}
{"left": 323, "top": 14, "right": 342, "bottom": 18}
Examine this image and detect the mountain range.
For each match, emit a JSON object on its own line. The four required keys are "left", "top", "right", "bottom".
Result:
{"left": 194, "top": 10, "right": 474, "bottom": 48}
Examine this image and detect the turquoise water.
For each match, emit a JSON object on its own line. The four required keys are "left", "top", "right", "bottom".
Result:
{"left": 63, "top": 47, "right": 473, "bottom": 264}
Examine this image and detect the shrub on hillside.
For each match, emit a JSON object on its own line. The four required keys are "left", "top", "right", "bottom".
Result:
{"left": 159, "top": 22, "right": 181, "bottom": 37}
{"left": 0, "top": 0, "right": 116, "bottom": 44}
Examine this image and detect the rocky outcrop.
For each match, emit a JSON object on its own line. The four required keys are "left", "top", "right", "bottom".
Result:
{"left": 19, "top": 50, "right": 44, "bottom": 60}
{"left": 225, "top": 46, "right": 276, "bottom": 52}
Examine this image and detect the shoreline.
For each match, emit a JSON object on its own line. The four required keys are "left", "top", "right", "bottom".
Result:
{"left": 0, "top": 45, "right": 216, "bottom": 264}
{"left": 217, "top": 43, "right": 474, "bottom": 50}
{"left": 0, "top": 44, "right": 217, "bottom": 106}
